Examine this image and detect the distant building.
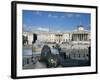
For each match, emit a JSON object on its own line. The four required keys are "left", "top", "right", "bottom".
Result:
{"left": 23, "top": 25, "right": 91, "bottom": 45}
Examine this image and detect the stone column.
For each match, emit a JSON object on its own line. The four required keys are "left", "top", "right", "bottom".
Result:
{"left": 80, "top": 34, "right": 82, "bottom": 41}
{"left": 75, "top": 34, "right": 76, "bottom": 41}
{"left": 77, "top": 34, "right": 78, "bottom": 41}
{"left": 79, "top": 34, "right": 80, "bottom": 41}
{"left": 83, "top": 34, "right": 84, "bottom": 41}
{"left": 79, "top": 34, "right": 81, "bottom": 41}
{"left": 73, "top": 34, "right": 74, "bottom": 41}
{"left": 74, "top": 34, "right": 75, "bottom": 41}
{"left": 76, "top": 34, "right": 77, "bottom": 41}
{"left": 85, "top": 34, "right": 86, "bottom": 41}
{"left": 81, "top": 34, "right": 83, "bottom": 41}
{"left": 86, "top": 34, "right": 88, "bottom": 41}
{"left": 84, "top": 34, "right": 86, "bottom": 41}
{"left": 78, "top": 34, "right": 79, "bottom": 41}
{"left": 82, "top": 34, "right": 83, "bottom": 41}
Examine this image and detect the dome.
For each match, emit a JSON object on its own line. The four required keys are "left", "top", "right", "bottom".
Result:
{"left": 77, "top": 25, "right": 84, "bottom": 31}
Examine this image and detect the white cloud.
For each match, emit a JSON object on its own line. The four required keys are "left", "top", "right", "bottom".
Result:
{"left": 23, "top": 24, "right": 35, "bottom": 32}
{"left": 76, "top": 14, "right": 81, "bottom": 17}
{"left": 53, "top": 15, "right": 58, "bottom": 18}
{"left": 59, "top": 15, "right": 66, "bottom": 20}
{"left": 59, "top": 13, "right": 73, "bottom": 20}
{"left": 35, "top": 11, "right": 42, "bottom": 16}
{"left": 48, "top": 14, "right": 52, "bottom": 17}
{"left": 66, "top": 13, "right": 73, "bottom": 17}
{"left": 57, "top": 30, "right": 61, "bottom": 32}
{"left": 37, "top": 27, "right": 49, "bottom": 32}
{"left": 61, "top": 15, "right": 65, "bottom": 18}
{"left": 23, "top": 24, "right": 50, "bottom": 32}
{"left": 23, "top": 24, "right": 27, "bottom": 28}
{"left": 23, "top": 24, "right": 28, "bottom": 31}
{"left": 64, "top": 13, "right": 81, "bottom": 18}
{"left": 48, "top": 14, "right": 58, "bottom": 18}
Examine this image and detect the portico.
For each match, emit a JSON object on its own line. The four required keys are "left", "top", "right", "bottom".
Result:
{"left": 72, "top": 33, "right": 89, "bottom": 41}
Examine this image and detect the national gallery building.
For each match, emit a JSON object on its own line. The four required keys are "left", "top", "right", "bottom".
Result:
{"left": 23, "top": 25, "right": 91, "bottom": 45}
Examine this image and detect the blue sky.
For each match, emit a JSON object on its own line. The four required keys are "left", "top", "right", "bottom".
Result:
{"left": 23, "top": 10, "right": 91, "bottom": 32}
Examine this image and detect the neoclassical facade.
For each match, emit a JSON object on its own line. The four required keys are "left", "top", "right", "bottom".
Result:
{"left": 23, "top": 25, "right": 91, "bottom": 45}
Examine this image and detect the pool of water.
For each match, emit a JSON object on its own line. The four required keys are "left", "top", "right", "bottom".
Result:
{"left": 23, "top": 48, "right": 41, "bottom": 56}
{"left": 23, "top": 48, "right": 33, "bottom": 56}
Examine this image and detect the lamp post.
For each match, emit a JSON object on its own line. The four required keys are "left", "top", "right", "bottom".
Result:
{"left": 32, "top": 33, "right": 37, "bottom": 62}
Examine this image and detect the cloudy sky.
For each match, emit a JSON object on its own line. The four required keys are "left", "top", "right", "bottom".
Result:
{"left": 23, "top": 10, "right": 91, "bottom": 32}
